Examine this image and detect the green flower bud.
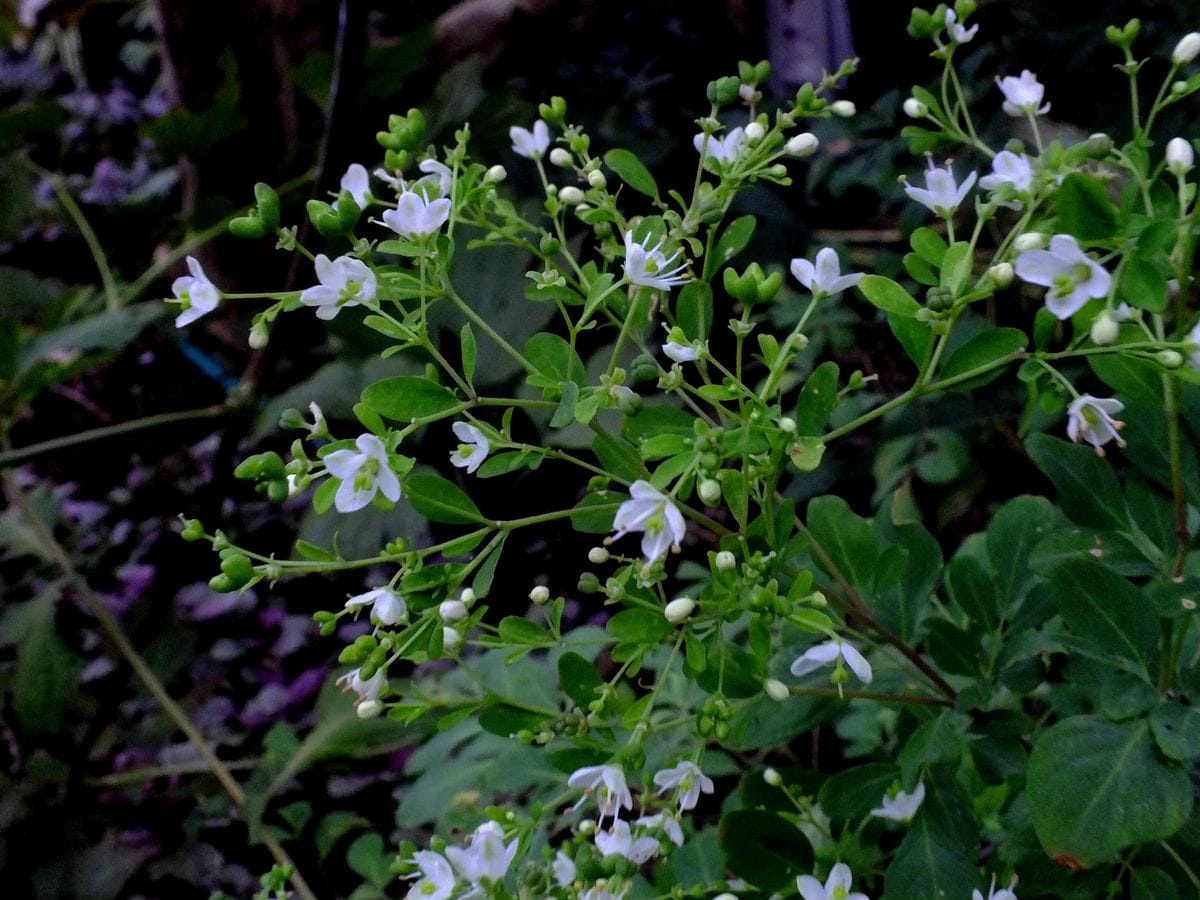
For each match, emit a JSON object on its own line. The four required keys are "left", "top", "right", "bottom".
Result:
{"left": 254, "top": 182, "right": 281, "bottom": 231}
{"left": 180, "top": 518, "right": 205, "bottom": 541}
{"left": 707, "top": 75, "right": 741, "bottom": 107}
{"left": 698, "top": 478, "right": 722, "bottom": 506}
{"left": 228, "top": 214, "right": 267, "bottom": 239}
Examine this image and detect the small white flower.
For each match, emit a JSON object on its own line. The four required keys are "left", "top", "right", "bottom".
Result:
{"left": 973, "top": 876, "right": 1019, "bottom": 900}
{"left": 623, "top": 231, "right": 690, "bottom": 290}
{"left": 653, "top": 760, "right": 714, "bottom": 811}
{"left": 552, "top": 850, "right": 576, "bottom": 887}
{"left": 450, "top": 421, "right": 489, "bottom": 474}
{"left": 417, "top": 158, "right": 453, "bottom": 197}
{"left": 323, "top": 433, "right": 402, "bottom": 513}
{"left": 635, "top": 812, "right": 684, "bottom": 847}
{"left": 373, "top": 166, "right": 403, "bottom": 190}
{"left": 944, "top": 8, "right": 978, "bottom": 43}
{"left": 340, "top": 163, "right": 371, "bottom": 211}
{"left": 345, "top": 587, "right": 407, "bottom": 626}
{"left": 404, "top": 850, "right": 456, "bottom": 900}
{"left": 1066, "top": 394, "right": 1126, "bottom": 451}
{"left": 339, "top": 666, "right": 385, "bottom": 703}
{"left": 663, "top": 341, "right": 701, "bottom": 363}
{"left": 1015, "top": 234, "right": 1111, "bottom": 320}
{"left": 904, "top": 161, "right": 977, "bottom": 217}
{"left": 790, "top": 247, "right": 864, "bottom": 298}
{"left": 568, "top": 764, "right": 634, "bottom": 824}
{"left": 979, "top": 150, "right": 1034, "bottom": 194}
{"left": 694, "top": 126, "right": 749, "bottom": 165}
{"left": 172, "top": 256, "right": 220, "bottom": 327}
{"left": 300, "top": 254, "right": 377, "bottom": 320}
{"left": 870, "top": 782, "right": 926, "bottom": 823}
{"left": 594, "top": 820, "right": 659, "bottom": 864}
{"left": 445, "top": 821, "right": 518, "bottom": 892}
{"left": 612, "top": 480, "right": 687, "bottom": 564}
{"left": 796, "top": 863, "right": 869, "bottom": 900}
{"left": 1173, "top": 32, "right": 1200, "bottom": 65}
{"left": 998, "top": 69, "right": 1050, "bottom": 117}
{"left": 1166, "top": 137, "right": 1194, "bottom": 176}
{"left": 381, "top": 190, "right": 451, "bottom": 238}
{"left": 510, "top": 119, "right": 551, "bottom": 159}
{"left": 790, "top": 639, "right": 873, "bottom": 684}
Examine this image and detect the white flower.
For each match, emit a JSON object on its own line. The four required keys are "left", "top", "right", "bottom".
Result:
{"left": 1166, "top": 137, "right": 1194, "bottom": 176}
{"left": 450, "top": 422, "right": 489, "bottom": 474}
{"left": 663, "top": 341, "right": 701, "bottom": 363}
{"left": 1066, "top": 395, "right": 1126, "bottom": 451}
{"left": 594, "top": 820, "right": 660, "bottom": 864}
{"left": 418, "top": 158, "right": 453, "bottom": 197}
{"left": 829, "top": 100, "right": 856, "bottom": 117}
{"left": 172, "top": 256, "right": 220, "bottom": 327}
{"left": 300, "top": 254, "right": 377, "bottom": 320}
{"left": 870, "top": 782, "right": 926, "bottom": 822}
{"left": 694, "top": 126, "right": 749, "bottom": 165}
{"left": 381, "top": 190, "right": 451, "bottom": 238}
{"left": 904, "top": 161, "right": 977, "bottom": 217}
{"left": 323, "top": 433, "right": 402, "bottom": 513}
{"left": 790, "top": 639, "right": 873, "bottom": 684}
{"left": 623, "top": 231, "right": 690, "bottom": 290}
{"left": 405, "top": 850, "right": 456, "bottom": 900}
{"left": 374, "top": 166, "right": 403, "bottom": 190}
{"left": 1173, "top": 32, "right": 1200, "bottom": 65}
{"left": 340, "top": 163, "right": 371, "bottom": 211}
{"left": 979, "top": 150, "right": 1034, "bottom": 194}
{"left": 1188, "top": 321, "right": 1200, "bottom": 371}
{"left": 973, "top": 876, "right": 1019, "bottom": 900}
{"left": 612, "top": 480, "right": 687, "bottom": 564}
{"left": 338, "top": 666, "right": 385, "bottom": 702}
{"left": 998, "top": 69, "right": 1050, "bottom": 117}
{"left": 796, "top": 863, "right": 869, "bottom": 900}
{"left": 568, "top": 764, "right": 634, "bottom": 823}
{"left": 653, "top": 761, "right": 714, "bottom": 811}
{"left": 790, "top": 247, "right": 864, "bottom": 298}
{"left": 552, "top": 850, "right": 576, "bottom": 887}
{"left": 635, "top": 812, "right": 684, "bottom": 847}
{"left": 445, "top": 821, "right": 518, "bottom": 893}
{"left": 345, "top": 587, "right": 407, "bottom": 626}
{"left": 944, "top": 8, "right": 978, "bottom": 43}
{"left": 1015, "top": 234, "right": 1111, "bottom": 320}
{"left": 510, "top": 119, "right": 551, "bottom": 159}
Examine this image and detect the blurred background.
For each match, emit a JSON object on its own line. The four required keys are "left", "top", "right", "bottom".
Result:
{"left": 0, "top": 1, "right": 1191, "bottom": 896}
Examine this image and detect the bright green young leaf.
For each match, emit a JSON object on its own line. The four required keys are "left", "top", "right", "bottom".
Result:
{"left": 607, "top": 608, "right": 672, "bottom": 643}
{"left": 857, "top": 275, "right": 920, "bottom": 317}
{"left": 889, "top": 312, "right": 933, "bottom": 368}
{"left": 910, "top": 226, "right": 948, "bottom": 265}
{"left": 676, "top": 280, "right": 713, "bottom": 340}
{"left": 459, "top": 323, "right": 477, "bottom": 385}
{"left": 705, "top": 215, "right": 756, "bottom": 280}
{"left": 361, "top": 375, "right": 459, "bottom": 422}
{"left": 938, "top": 241, "right": 973, "bottom": 294}
{"left": 498, "top": 615, "right": 553, "bottom": 646}
{"left": 794, "top": 361, "right": 839, "bottom": 435}
{"left": 603, "top": 148, "right": 659, "bottom": 198}
{"left": 524, "top": 332, "right": 585, "bottom": 386}
{"left": 404, "top": 474, "right": 486, "bottom": 524}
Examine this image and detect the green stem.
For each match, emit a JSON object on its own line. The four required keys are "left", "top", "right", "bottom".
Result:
{"left": 46, "top": 172, "right": 122, "bottom": 311}
{"left": 787, "top": 685, "right": 951, "bottom": 706}
{"left": 442, "top": 281, "right": 536, "bottom": 375}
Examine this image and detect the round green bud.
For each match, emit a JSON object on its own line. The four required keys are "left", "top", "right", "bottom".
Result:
{"left": 180, "top": 518, "right": 205, "bottom": 541}
{"left": 698, "top": 478, "right": 722, "bottom": 506}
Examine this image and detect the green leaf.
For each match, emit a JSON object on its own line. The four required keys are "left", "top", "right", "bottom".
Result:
{"left": 471, "top": 534, "right": 505, "bottom": 598}
{"left": 1047, "top": 558, "right": 1157, "bottom": 672}
{"left": 718, "top": 810, "right": 813, "bottom": 891}
{"left": 316, "top": 811, "right": 369, "bottom": 860}
{"left": 607, "top": 608, "right": 672, "bottom": 643}
{"left": 1150, "top": 699, "right": 1200, "bottom": 762}
{"left": 498, "top": 615, "right": 553, "bottom": 646}
{"left": 1056, "top": 172, "right": 1119, "bottom": 240}
{"left": 986, "top": 495, "right": 1058, "bottom": 611}
{"left": 1028, "top": 716, "right": 1192, "bottom": 867}
{"left": 676, "top": 281, "right": 713, "bottom": 341}
{"left": 459, "top": 323, "right": 477, "bottom": 384}
{"left": 404, "top": 474, "right": 486, "bottom": 524}
{"left": 346, "top": 833, "right": 393, "bottom": 889}
{"left": 899, "top": 712, "right": 970, "bottom": 783}
{"left": 361, "top": 375, "right": 459, "bottom": 422}
{"left": 945, "top": 554, "right": 998, "bottom": 626}
{"left": 889, "top": 312, "right": 933, "bottom": 368}
{"left": 478, "top": 702, "right": 553, "bottom": 737}
{"left": 569, "top": 493, "right": 622, "bottom": 533}
{"left": 857, "top": 275, "right": 920, "bottom": 317}
{"left": 705, "top": 215, "right": 756, "bottom": 279}
{"left": 724, "top": 694, "right": 832, "bottom": 750}
{"left": 910, "top": 226, "right": 948, "bottom": 265}
{"left": 794, "top": 361, "right": 839, "bottom": 435}
{"left": 938, "top": 327, "right": 1025, "bottom": 389}
{"left": 817, "top": 763, "right": 899, "bottom": 819}
{"left": 806, "top": 496, "right": 877, "bottom": 591}
{"left": 558, "top": 652, "right": 603, "bottom": 708}
{"left": 884, "top": 775, "right": 980, "bottom": 899}
{"left": 1025, "top": 433, "right": 1129, "bottom": 530}
{"left": 718, "top": 468, "right": 749, "bottom": 529}
{"left": 524, "top": 332, "right": 585, "bottom": 386}
{"left": 938, "top": 241, "right": 973, "bottom": 294}
{"left": 13, "top": 593, "right": 80, "bottom": 736}
{"left": 603, "top": 148, "right": 659, "bottom": 198}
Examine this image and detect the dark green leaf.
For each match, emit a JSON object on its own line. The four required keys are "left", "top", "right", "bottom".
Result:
{"left": 1056, "top": 172, "right": 1118, "bottom": 240}
{"left": 718, "top": 810, "right": 813, "bottom": 891}
{"left": 361, "top": 375, "right": 459, "bottom": 422}
{"left": 1047, "top": 558, "right": 1157, "bottom": 672}
{"left": 794, "top": 362, "right": 839, "bottom": 436}
{"left": 884, "top": 775, "right": 980, "bottom": 900}
{"left": 405, "top": 474, "right": 486, "bottom": 524}
{"left": 498, "top": 615, "right": 553, "bottom": 645}
{"left": 558, "top": 652, "right": 603, "bottom": 708}
{"left": 1025, "top": 433, "right": 1128, "bottom": 530}
{"left": 938, "top": 327, "right": 1025, "bottom": 389}
{"left": 677, "top": 281, "right": 714, "bottom": 341}
{"left": 1150, "top": 700, "right": 1200, "bottom": 762}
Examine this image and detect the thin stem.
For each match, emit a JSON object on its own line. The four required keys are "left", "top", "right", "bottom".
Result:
{"left": 787, "top": 685, "right": 951, "bottom": 707}
{"left": 1160, "top": 840, "right": 1200, "bottom": 892}
{"left": 46, "top": 172, "right": 122, "bottom": 311}
{"left": 441, "top": 281, "right": 536, "bottom": 375}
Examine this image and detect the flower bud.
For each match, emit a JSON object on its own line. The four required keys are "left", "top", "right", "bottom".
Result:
{"left": 777, "top": 416, "right": 797, "bottom": 433}
{"left": 744, "top": 121, "right": 766, "bottom": 143}
{"left": 664, "top": 597, "right": 696, "bottom": 624}
{"left": 1173, "top": 32, "right": 1200, "bottom": 65}
{"left": 442, "top": 627, "right": 462, "bottom": 650}
{"left": 248, "top": 321, "right": 270, "bottom": 349}
{"left": 1090, "top": 310, "right": 1120, "bottom": 345}
{"left": 1173, "top": 80, "right": 1189, "bottom": 95}
{"left": 440, "top": 599, "right": 468, "bottom": 622}
{"left": 588, "top": 546, "right": 610, "bottom": 564}
{"left": 356, "top": 700, "right": 383, "bottom": 719}
{"left": 1157, "top": 349, "right": 1184, "bottom": 368}
{"left": 698, "top": 478, "right": 722, "bottom": 506}
{"left": 549, "top": 147, "right": 573, "bottom": 168}
{"left": 1085, "top": 132, "right": 1114, "bottom": 157}
{"left": 988, "top": 262, "right": 1014, "bottom": 287}
{"left": 1167, "top": 137, "right": 1195, "bottom": 176}
{"left": 830, "top": 100, "right": 856, "bottom": 117}
{"left": 1014, "top": 231, "right": 1047, "bottom": 251}
{"left": 715, "top": 550, "right": 737, "bottom": 571}
{"left": 586, "top": 170, "right": 607, "bottom": 191}
{"left": 460, "top": 587, "right": 477, "bottom": 606}
{"left": 529, "top": 585, "right": 551, "bottom": 604}
{"left": 903, "top": 97, "right": 928, "bottom": 118}
{"left": 485, "top": 164, "right": 507, "bottom": 183}
{"left": 763, "top": 767, "right": 783, "bottom": 787}
{"left": 559, "top": 186, "right": 585, "bottom": 205}
{"left": 785, "top": 132, "right": 819, "bottom": 157}
{"left": 578, "top": 819, "right": 597, "bottom": 836}
{"left": 714, "top": 894, "right": 739, "bottom": 900}
{"left": 765, "top": 678, "right": 790, "bottom": 701}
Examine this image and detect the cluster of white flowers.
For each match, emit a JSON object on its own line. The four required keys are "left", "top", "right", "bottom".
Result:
{"left": 404, "top": 821, "right": 519, "bottom": 900}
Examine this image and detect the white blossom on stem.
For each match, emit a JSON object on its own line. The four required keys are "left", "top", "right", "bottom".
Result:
{"left": 449, "top": 422, "right": 490, "bottom": 474}
{"left": 663, "top": 340, "right": 701, "bottom": 363}
{"left": 623, "top": 231, "right": 690, "bottom": 290}
{"left": 552, "top": 851, "right": 576, "bottom": 887}
{"left": 338, "top": 666, "right": 385, "bottom": 703}
{"left": 344, "top": 587, "right": 407, "bottom": 626}
{"left": 300, "top": 254, "right": 377, "bottom": 320}
{"left": 790, "top": 247, "right": 864, "bottom": 298}
{"left": 870, "top": 782, "right": 926, "bottom": 822}
{"left": 340, "top": 163, "right": 371, "bottom": 210}
{"left": 635, "top": 812, "right": 684, "bottom": 847}
{"left": 445, "top": 821, "right": 518, "bottom": 896}
{"left": 944, "top": 8, "right": 978, "bottom": 43}
{"left": 1014, "top": 234, "right": 1111, "bottom": 320}
{"left": 172, "top": 256, "right": 220, "bottom": 327}
{"left": 510, "top": 119, "right": 551, "bottom": 159}
{"left": 1066, "top": 395, "right": 1126, "bottom": 452}
{"left": 998, "top": 70, "right": 1050, "bottom": 116}
{"left": 796, "top": 863, "right": 869, "bottom": 900}
{"left": 404, "top": 850, "right": 456, "bottom": 900}
{"left": 323, "top": 433, "right": 402, "bottom": 513}
{"left": 973, "top": 876, "right": 1020, "bottom": 900}
{"left": 694, "top": 126, "right": 748, "bottom": 165}
{"left": 979, "top": 150, "right": 1034, "bottom": 195}
{"left": 611, "top": 480, "right": 687, "bottom": 564}
{"left": 653, "top": 761, "right": 714, "bottom": 811}
{"left": 567, "top": 764, "right": 634, "bottom": 824}
{"left": 381, "top": 190, "right": 451, "bottom": 238}
{"left": 903, "top": 161, "right": 977, "bottom": 217}
{"left": 594, "top": 820, "right": 660, "bottom": 864}
{"left": 790, "top": 639, "right": 873, "bottom": 684}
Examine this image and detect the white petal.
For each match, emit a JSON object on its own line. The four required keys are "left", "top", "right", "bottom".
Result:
{"left": 791, "top": 257, "right": 816, "bottom": 289}
{"left": 814, "top": 247, "right": 842, "bottom": 291}
{"left": 323, "top": 448, "right": 363, "bottom": 479}
{"left": 334, "top": 477, "right": 374, "bottom": 513}
{"left": 840, "top": 642, "right": 873, "bottom": 684}
{"left": 826, "top": 863, "right": 854, "bottom": 893}
{"left": 1014, "top": 249, "right": 1066, "bottom": 287}
{"left": 796, "top": 875, "right": 828, "bottom": 900}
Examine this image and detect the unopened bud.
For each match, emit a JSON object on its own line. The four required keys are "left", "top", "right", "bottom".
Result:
{"left": 763, "top": 767, "right": 783, "bottom": 786}
{"left": 588, "top": 546, "right": 610, "bottom": 564}
{"left": 988, "top": 262, "right": 1014, "bottom": 287}
{"left": 715, "top": 550, "right": 737, "bottom": 571}
{"left": 1014, "top": 232, "right": 1047, "bottom": 252}
{"left": 777, "top": 416, "right": 797, "bottom": 433}
{"left": 529, "top": 585, "right": 551, "bottom": 604}
{"left": 664, "top": 597, "right": 696, "bottom": 624}
{"left": 440, "top": 599, "right": 468, "bottom": 622}
{"left": 559, "top": 186, "right": 585, "bottom": 205}
{"left": 549, "top": 147, "right": 573, "bottom": 168}
{"left": 1090, "top": 310, "right": 1120, "bottom": 345}
{"left": 903, "top": 97, "right": 928, "bottom": 118}
{"left": 1157, "top": 349, "right": 1184, "bottom": 368}
{"left": 356, "top": 700, "right": 383, "bottom": 719}
{"left": 1167, "top": 137, "right": 1195, "bottom": 176}
{"left": 698, "top": 478, "right": 722, "bottom": 506}
{"left": 485, "top": 164, "right": 507, "bottom": 183}
{"left": 442, "top": 627, "right": 462, "bottom": 650}
{"left": 460, "top": 587, "right": 477, "bottom": 606}
{"left": 830, "top": 100, "right": 856, "bottom": 117}
{"left": 1173, "top": 32, "right": 1200, "bottom": 65}
{"left": 745, "top": 121, "right": 766, "bottom": 143}
{"left": 765, "top": 678, "right": 790, "bottom": 701}
{"left": 248, "top": 321, "right": 270, "bottom": 349}
{"left": 786, "top": 132, "right": 819, "bottom": 157}
{"left": 578, "top": 819, "right": 596, "bottom": 836}
{"left": 1085, "top": 132, "right": 1114, "bottom": 157}
{"left": 587, "top": 169, "right": 607, "bottom": 190}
